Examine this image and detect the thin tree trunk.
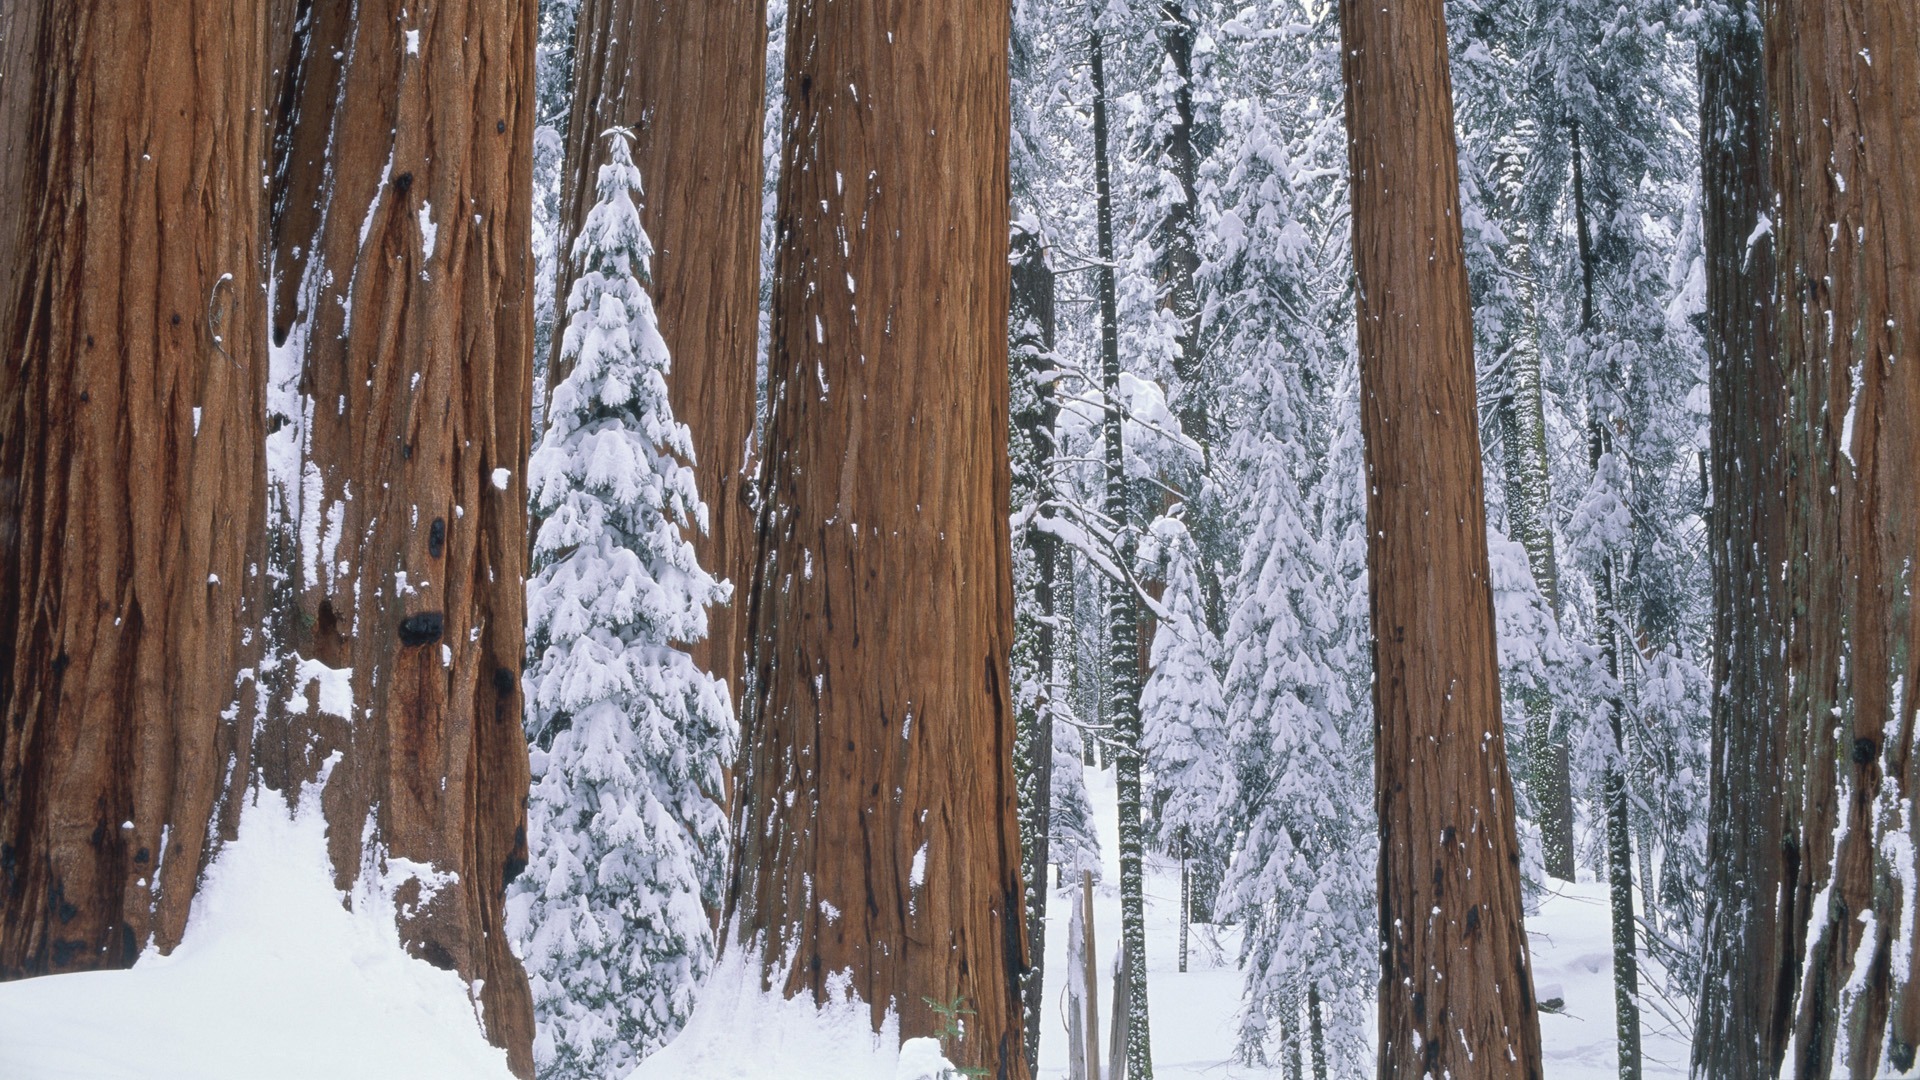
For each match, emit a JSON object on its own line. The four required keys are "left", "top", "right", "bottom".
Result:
{"left": 1083, "top": 870, "right": 1103, "bottom": 1080}
{"left": 1307, "top": 985, "right": 1328, "bottom": 1080}
{"left": 1091, "top": 23, "right": 1155, "bottom": 1080}
{"left": 1178, "top": 843, "right": 1189, "bottom": 974}
{"left": 1012, "top": 219, "right": 1060, "bottom": 1071}
{"left": 1770, "top": 1, "right": 1920, "bottom": 1076}
{"left": 0, "top": 0, "right": 267, "bottom": 980}
{"left": 1499, "top": 341, "right": 1576, "bottom": 881}
{"left": 263, "top": 4, "right": 536, "bottom": 1071}
{"left": 1569, "top": 116, "right": 1643, "bottom": 1080}
{"left": 1693, "top": 5, "right": 1797, "bottom": 1076}
{"left": 1336, "top": 0, "right": 1546, "bottom": 1073}
{"left": 724, "top": 0, "right": 1026, "bottom": 1072}
{"left": 1154, "top": 0, "right": 1204, "bottom": 453}
{"left": 550, "top": 0, "right": 766, "bottom": 705}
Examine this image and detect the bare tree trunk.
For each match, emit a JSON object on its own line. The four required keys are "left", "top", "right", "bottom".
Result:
{"left": 1178, "top": 843, "right": 1189, "bottom": 974}
{"left": 1336, "top": 0, "right": 1546, "bottom": 1074}
{"left": 264, "top": 3, "right": 535, "bottom": 1071}
{"left": 724, "top": 0, "right": 1027, "bottom": 1072}
{"left": 1090, "top": 23, "right": 1155, "bottom": 1080}
{"left": 550, "top": 0, "right": 766, "bottom": 705}
{"left": 1769, "top": 1, "right": 1920, "bottom": 1076}
{"left": 1693, "top": 6, "right": 1798, "bottom": 1077}
{"left": 0, "top": 0, "right": 267, "bottom": 979}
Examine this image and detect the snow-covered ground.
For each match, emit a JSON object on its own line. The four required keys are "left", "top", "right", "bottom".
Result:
{"left": 1035, "top": 766, "right": 1689, "bottom": 1079}
{"left": 0, "top": 766, "right": 1686, "bottom": 1080}
{"left": 0, "top": 787, "right": 516, "bottom": 1080}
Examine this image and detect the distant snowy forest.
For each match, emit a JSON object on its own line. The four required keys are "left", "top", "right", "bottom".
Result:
{"left": 0, "top": 0, "right": 1915, "bottom": 1079}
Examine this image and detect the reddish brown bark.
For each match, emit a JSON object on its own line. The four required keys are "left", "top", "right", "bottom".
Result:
{"left": 725, "top": 0, "right": 1027, "bottom": 1074}
{"left": 1336, "top": 0, "right": 1544, "bottom": 1075}
{"left": 1694, "top": 7, "right": 1799, "bottom": 1076}
{"left": 551, "top": 0, "right": 766, "bottom": 706}
{"left": 265, "top": 2, "right": 535, "bottom": 1071}
{"left": 0, "top": 0, "right": 268, "bottom": 977}
{"left": 1771, "top": 2, "right": 1920, "bottom": 1076}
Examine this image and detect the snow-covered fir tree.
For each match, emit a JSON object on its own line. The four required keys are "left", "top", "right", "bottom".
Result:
{"left": 1138, "top": 512, "right": 1228, "bottom": 972}
{"left": 507, "top": 129, "right": 736, "bottom": 1080}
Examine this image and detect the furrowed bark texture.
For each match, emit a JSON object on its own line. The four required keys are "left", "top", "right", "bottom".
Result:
{"left": 552, "top": 0, "right": 766, "bottom": 704}
{"left": 265, "top": 2, "right": 535, "bottom": 1071}
{"left": 1770, "top": 1, "right": 1920, "bottom": 1075}
{"left": 0, "top": 0, "right": 267, "bottom": 978}
{"left": 1336, "top": 0, "right": 1545, "bottom": 1075}
{"left": 1693, "top": 6, "right": 1797, "bottom": 1078}
{"left": 726, "top": 0, "right": 1028, "bottom": 1074}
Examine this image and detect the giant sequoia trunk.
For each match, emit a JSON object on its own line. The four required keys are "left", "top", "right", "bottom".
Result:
{"left": 1771, "top": 2, "right": 1920, "bottom": 1076}
{"left": 1693, "top": 7, "right": 1798, "bottom": 1077}
{"left": 264, "top": 3, "right": 535, "bottom": 1071}
{"left": 724, "top": 0, "right": 1028, "bottom": 1074}
{"left": 1336, "top": 0, "right": 1545, "bottom": 1074}
{"left": 0, "top": 0, "right": 267, "bottom": 978}
{"left": 551, "top": 0, "right": 766, "bottom": 703}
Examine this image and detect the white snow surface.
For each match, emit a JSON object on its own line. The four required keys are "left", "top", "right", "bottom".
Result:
{"left": 628, "top": 949, "right": 956, "bottom": 1080}
{"left": 0, "top": 787, "right": 514, "bottom": 1080}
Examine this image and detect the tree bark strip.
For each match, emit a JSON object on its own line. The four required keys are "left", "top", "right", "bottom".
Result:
{"left": 725, "top": 0, "right": 1027, "bottom": 1072}
{"left": 264, "top": 2, "right": 535, "bottom": 1071}
{"left": 1336, "top": 0, "right": 1545, "bottom": 1073}
{"left": 551, "top": 0, "right": 766, "bottom": 705}
{"left": 1770, "top": 1, "right": 1920, "bottom": 1075}
{"left": 0, "top": 0, "right": 268, "bottom": 979}
{"left": 1693, "top": 5, "right": 1798, "bottom": 1077}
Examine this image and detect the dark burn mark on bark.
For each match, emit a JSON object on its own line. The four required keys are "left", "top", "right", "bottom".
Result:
{"left": 429, "top": 518, "right": 446, "bottom": 558}
{"left": 503, "top": 824, "right": 528, "bottom": 888}
{"left": 50, "top": 938, "right": 87, "bottom": 967}
{"left": 418, "top": 937, "right": 456, "bottom": 971}
{"left": 1851, "top": 737, "right": 1876, "bottom": 765}
{"left": 393, "top": 172, "right": 413, "bottom": 197}
{"left": 397, "top": 611, "right": 444, "bottom": 646}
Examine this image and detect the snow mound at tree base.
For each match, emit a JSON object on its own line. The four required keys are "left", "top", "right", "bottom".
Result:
{"left": 0, "top": 787, "right": 514, "bottom": 1080}
{"left": 629, "top": 949, "right": 957, "bottom": 1080}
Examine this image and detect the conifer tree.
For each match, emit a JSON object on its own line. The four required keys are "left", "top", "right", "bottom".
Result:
{"left": 508, "top": 131, "right": 735, "bottom": 1080}
{"left": 1139, "top": 515, "right": 1228, "bottom": 974}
